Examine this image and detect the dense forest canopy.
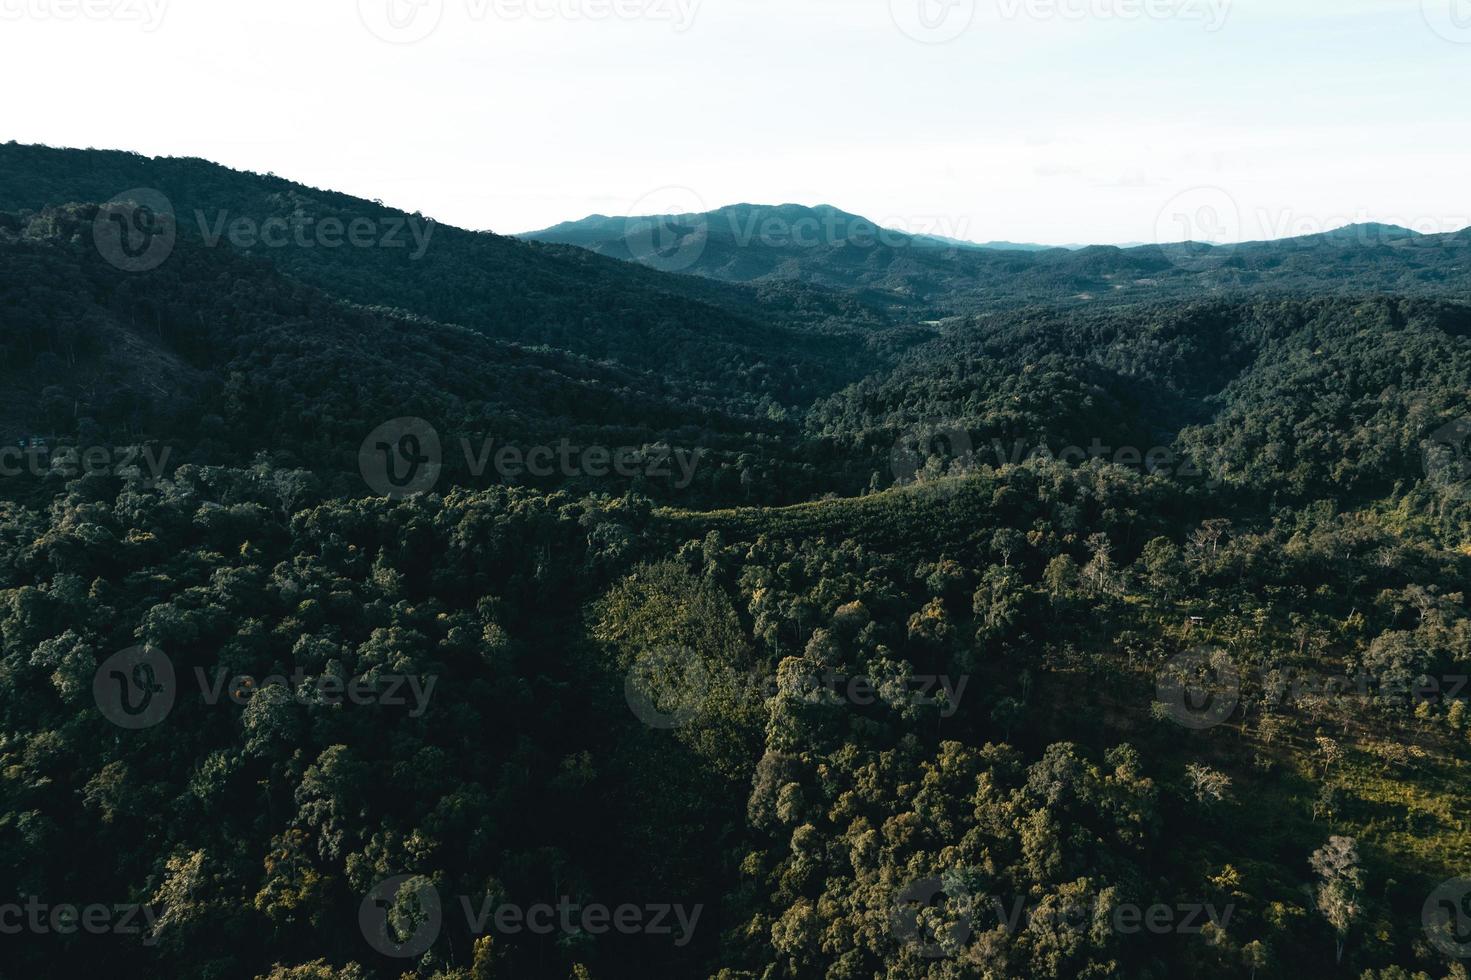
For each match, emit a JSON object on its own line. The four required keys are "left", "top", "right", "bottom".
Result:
{"left": 3, "top": 144, "right": 1471, "bottom": 980}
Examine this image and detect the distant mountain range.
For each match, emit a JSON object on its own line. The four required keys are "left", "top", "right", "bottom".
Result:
{"left": 1243, "top": 221, "right": 1424, "bottom": 247}
{"left": 523, "top": 206, "right": 1442, "bottom": 258}
{"left": 521, "top": 202, "right": 1470, "bottom": 313}
{"left": 520, "top": 204, "right": 1089, "bottom": 255}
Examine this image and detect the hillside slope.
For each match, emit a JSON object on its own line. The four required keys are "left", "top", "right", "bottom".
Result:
{"left": 0, "top": 143, "right": 903, "bottom": 404}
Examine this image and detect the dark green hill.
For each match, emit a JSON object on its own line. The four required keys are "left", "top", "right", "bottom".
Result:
{"left": 0, "top": 143, "right": 900, "bottom": 405}
{"left": 0, "top": 204, "right": 832, "bottom": 506}
{"left": 803, "top": 295, "right": 1471, "bottom": 517}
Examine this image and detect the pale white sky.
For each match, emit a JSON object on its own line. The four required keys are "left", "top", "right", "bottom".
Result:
{"left": 1, "top": 0, "right": 1467, "bottom": 245}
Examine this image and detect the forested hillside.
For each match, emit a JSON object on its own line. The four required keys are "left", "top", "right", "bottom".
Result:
{"left": 0, "top": 143, "right": 901, "bottom": 403}
{"left": 4, "top": 145, "right": 1471, "bottom": 980}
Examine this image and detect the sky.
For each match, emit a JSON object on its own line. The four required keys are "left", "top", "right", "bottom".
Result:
{"left": 1, "top": 0, "right": 1468, "bottom": 246}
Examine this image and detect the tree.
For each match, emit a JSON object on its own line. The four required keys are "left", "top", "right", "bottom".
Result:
{"left": 1082, "top": 533, "right": 1117, "bottom": 595}
{"left": 1139, "top": 536, "right": 1183, "bottom": 596}
{"left": 991, "top": 528, "right": 1026, "bottom": 568}
{"left": 992, "top": 697, "right": 1025, "bottom": 741}
{"left": 1043, "top": 554, "right": 1079, "bottom": 598}
{"left": 1315, "top": 736, "right": 1342, "bottom": 777}
{"left": 1309, "top": 836, "right": 1363, "bottom": 963}
{"left": 1241, "top": 939, "right": 1269, "bottom": 980}
{"left": 972, "top": 565, "right": 1024, "bottom": 638}
{"left": 1184, "top": 763, "right": 1233, "bottom": 807}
